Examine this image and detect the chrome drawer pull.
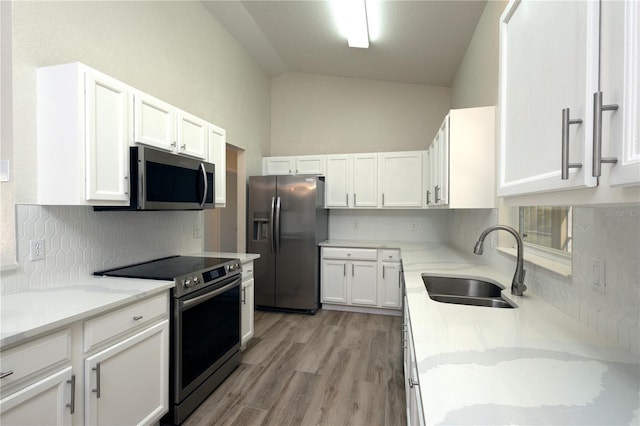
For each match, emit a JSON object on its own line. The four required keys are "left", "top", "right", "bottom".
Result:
{"left": 0, "top": 370, "right": 14, "bottom": 379}
{"left": 133, "top": 315, "right": 143, "bottom": 321}
{"left": 561, "top": 108, "right": 583, "bottom": 179}
{"left": 92, "top": 362, "right": 101, "bottom": 398}
{"left": 66, "top": 374, "right": 76, "bottom": 414}
{"left": 592, "top": 91, "right": 619, "bottom": 177}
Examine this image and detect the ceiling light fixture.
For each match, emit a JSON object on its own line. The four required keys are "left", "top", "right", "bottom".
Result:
{"left": 332, "top": 0, "right": 370, "bottom": 49}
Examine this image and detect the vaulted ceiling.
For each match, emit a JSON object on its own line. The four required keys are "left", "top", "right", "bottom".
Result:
{"left": 202, "top": 1, "right": 488, "bottom": 86}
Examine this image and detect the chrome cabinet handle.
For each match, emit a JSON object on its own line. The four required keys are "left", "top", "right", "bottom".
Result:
{"left": 383, "top": 265, "right": 386, "bottom": 279}
{"left": 171, "top": 141, "right": 177, "bottom": 148}
{"left": 242, "top": 287, "right": 246, "bottom": 304}
{"left": 0, "top": 370, "right": 14, "bottom": 379}
{"left": 402, "top": 339, "right": 407, "bottom": 349}
{"left": 133, "top": 315, "right": 143, "bottom": 321}
{"left": 426, "top": 190, "right": 430, "bottom": 205}
{"left": 434, "top": 185, "right": 440, "bottom": 203}
{"left": 346, "top": 193, "right": 349, "bottom": 206}
{"left": 409, "top": 377, "right": 419, "bottom": 388}
{"left": 351, "top": 264, "right": 354, "bottom": 277}
{"left": 354, "top": 193, "right": 357, "bottom": 205}
{"left": 343, "top": 264, "right": 346, "bottom": 276}
{"left": 181, "top": 144, "right": 186, "bottom": 150}
{"left": 66, "top": 374, "right": 76, "bottom": 414}
{"left": 398, "top": 270, "right": 401, "bottom": 287}
{"left": 592, "top": 91, "right": 619, "bottom": 177}
{"left": 561, "top": 108, "right": 583, "bottom": 179}
{"left": 382, "top": 193, "right": 385, "bottom": 206}
{"left": 92, "top": 362, "right": 101, "bottom": 399}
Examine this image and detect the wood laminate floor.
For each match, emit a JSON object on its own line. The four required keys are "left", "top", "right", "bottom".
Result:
{"left": 184, "top": 309, "right": 406, "bottom": 426}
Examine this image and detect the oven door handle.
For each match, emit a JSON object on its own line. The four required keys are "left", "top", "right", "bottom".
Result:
{"left": 180, "top": 277, "right": 241, "bottom": 310}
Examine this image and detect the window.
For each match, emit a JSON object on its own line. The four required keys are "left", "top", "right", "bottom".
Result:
{"left": 518, "top": 206, "right": 573, "bottom": 255}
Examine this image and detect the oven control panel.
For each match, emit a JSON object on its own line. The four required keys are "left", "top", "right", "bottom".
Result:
{"left": 177, "top": 261, "right": 242, "bottom": 294}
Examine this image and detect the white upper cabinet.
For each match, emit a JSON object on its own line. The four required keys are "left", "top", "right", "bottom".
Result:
{"left": 133, "top": 91, "right": 208, "bottom": 160}
{"left": 176, "top": 110, "right": 208, "bottom": 159}
{"left": 37, "top": 63, "right": 130, "bottom": 206}
{"left": 325, "top": 155, "right": 351, "bottom": 207}
{"left": 499, "top": 0, "right": 599, "bottom": 196}
{"left": 426, "top": 107, "right": 495, "bottom": 209}
{"left": 352, "top": 153, "right": 378, "bottom": 207}
{"left": 601, "top": 0, "right": 640, "bottom": 187}
{"left": 499, "top": 0, "right": 639, "bottom": 202}
{"left": 263, "top": 157, "right": 295, "bottom": 175}
{"left": 262, "top": 155, "right": 325, "bottom": 175}
{"left": 380, "top": 151, "right": 423, "bottom": 207}
{"left": 209, "top": 124, "right": 227, "bottom": 207}
{"left": 295, "top": 155, "right": 326, "bottom": 175}
{"left": 133, "top": 92, "right": 175, "bottom": 152}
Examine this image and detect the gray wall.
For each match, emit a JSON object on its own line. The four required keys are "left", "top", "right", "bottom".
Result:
{"left": 270, "top": 72, "right": 451, "bottom": 155}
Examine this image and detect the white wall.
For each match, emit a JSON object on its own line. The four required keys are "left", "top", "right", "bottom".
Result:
{"left": 271, "top": 72, "right": 450, "bottom": 155}
{"left": 1, "top": 1, "right": 270, "bottom": 292}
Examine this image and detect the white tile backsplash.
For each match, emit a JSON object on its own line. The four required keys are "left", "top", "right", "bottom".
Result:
{"left": 329, "top": 209, "right": 451, "bottom": 242}
{"left": 0, "top": 205, "right": 203, "bottom": 294}
{"left": 447, "top": 206, "right": 640, "bottom": 357}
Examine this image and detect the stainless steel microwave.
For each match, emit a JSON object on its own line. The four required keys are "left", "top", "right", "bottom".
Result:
{"left": 96, "top": 146, "right": 215, "bottom": 211}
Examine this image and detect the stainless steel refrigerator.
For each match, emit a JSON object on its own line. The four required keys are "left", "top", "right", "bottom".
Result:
{"left": 248, "top": 175, "right": 328, "bottom": 313}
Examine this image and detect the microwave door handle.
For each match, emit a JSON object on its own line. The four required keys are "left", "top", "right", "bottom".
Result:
{"left": 199, "top": 163, "right": 207, "bottom": 208}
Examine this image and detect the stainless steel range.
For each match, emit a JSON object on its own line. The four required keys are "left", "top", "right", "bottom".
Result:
{"left": 95, "top": 255, "right": 242, "bottom": 425}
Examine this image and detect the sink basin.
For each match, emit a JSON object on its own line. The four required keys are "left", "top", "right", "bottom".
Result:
{"left": 422, "top": 275, "right": 516, "bottom": 309}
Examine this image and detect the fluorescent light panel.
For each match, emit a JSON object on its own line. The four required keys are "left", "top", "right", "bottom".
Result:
{"left": 332, "top": 0, "right": 370, "bottom": 49}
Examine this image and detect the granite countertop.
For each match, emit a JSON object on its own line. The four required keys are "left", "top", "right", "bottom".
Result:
{"left": 0, "top": 251, "right": 260, "bottom": 350}
{"left": 321, "top": 239, "right": 640, "bottom": 425}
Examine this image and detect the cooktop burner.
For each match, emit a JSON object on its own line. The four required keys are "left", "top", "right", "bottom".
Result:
{"left": 94, "top": 255, "right": 237, "bottom": 281}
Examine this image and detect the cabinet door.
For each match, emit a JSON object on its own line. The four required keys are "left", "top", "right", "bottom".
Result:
{"left": 0, "top": 367, "right": 73, "bottom": 426}
{"left": 435, "top": 118, "right": 449, "bottom": 205}
{"left": 498, "top": 0, "right": 599, "bottom": 196}
{"left": 321, "top": 259, "right": 348, "bottom": 304}
{"left": 353, "top": 153, "right": 379, "bottom": 207}
{"left": 349, "top": 261, "right": 377, "bottom": 306}
{"left": 176, "top": 111, "right": 208, "bottom": 159}
{"left": 380, "top": 262, "right": 401, "bottom": 309}
{"left": 209, "top": 124, "right": 227, "bottom": 206}
{"left": 241, "top": 277, "right": 255, "bottom": 347}
{"left": 85, "top": 320, "right": 169, "bottom": 426}
{"left": 295, "top": 155, "right": 325, "bottom": 175}
{"left": 601, "top": 0, "right": 640, "bottom": 187}
{"left": 380, "top": 152, "right": 423, "bottom": 207}
{"left": 263, "top": 157, "right": 294, "bottom": 175}
{"left": 422, "top": 149, "right": 432, "bottom": 208}
{"left": 85, "top": 70, "right": 130, "bottom": 202}
{"left": 133, "top": 92, "right": 175, "bottom": 152}
{"left": 325, "top": 155, "right": 351, "bottom": 207}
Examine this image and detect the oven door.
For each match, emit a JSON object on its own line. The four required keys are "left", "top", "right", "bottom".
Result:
{"left": 173, "top": 274, "right": 241, "bottom": 403}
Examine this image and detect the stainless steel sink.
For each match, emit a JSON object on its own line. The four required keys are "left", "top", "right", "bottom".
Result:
{"left": 422, "top": 275, "right": 516, "bottom": 309}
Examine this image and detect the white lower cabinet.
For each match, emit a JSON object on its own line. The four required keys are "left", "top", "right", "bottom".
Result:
{"left": 241, "top": 260, "right": 255, "bottom": 349}
{"left": 0, "top": 292, "right": 170, "bottom": 426}
{"left": 403, "top": 296, "right": 425, "bottom": 426}
{"left": 321, "top": 247, "right": 402, "bottom": 313}
{"left": 84, "top": 320, "right": 169, "bottom": 426}
{"left": 0, "top": 367, "right": 74, "bottom": 426}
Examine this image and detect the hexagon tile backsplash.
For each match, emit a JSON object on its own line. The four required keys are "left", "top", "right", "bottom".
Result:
{"left": 1, "top": 205, "right": 203, "bottom": 294}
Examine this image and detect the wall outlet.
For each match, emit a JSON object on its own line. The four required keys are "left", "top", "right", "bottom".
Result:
{"left": 592, "top": 258, "right": 606, "bottom": 294}
{"left": 29, "top": 239, "right": 45, "bottom": 261}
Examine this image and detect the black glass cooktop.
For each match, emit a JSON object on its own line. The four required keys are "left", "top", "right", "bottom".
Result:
{"left": 95, "top": 256, "right": 236, "bottom": 280}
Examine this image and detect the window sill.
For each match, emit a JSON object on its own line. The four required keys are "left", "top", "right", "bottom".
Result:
{"left": 496, "top": 247, "right": 571, "bottom": 278}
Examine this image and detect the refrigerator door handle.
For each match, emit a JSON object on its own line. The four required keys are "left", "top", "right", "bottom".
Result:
{"left": 274, "top": 196, "right": 282, "bottom": 253}
{"left": 270, "top": 197, "right": 276, "bottom": 254}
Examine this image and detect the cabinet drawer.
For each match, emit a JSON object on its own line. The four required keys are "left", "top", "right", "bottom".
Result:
{"left": 84, "top": 292, "right": 168, "bottom": 352}
{"left": 0, "top": 330, "right": 71, "bottom": 391}
{"left": 380, "top": 249, "right": 401, "bottom": 262}
{"left": 322, "top": 247, "right": 377, "bottom": 261}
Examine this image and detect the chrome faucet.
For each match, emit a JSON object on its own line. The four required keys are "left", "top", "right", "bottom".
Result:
{"left": 473, "top": 225, "right": 527, "bottom": 296}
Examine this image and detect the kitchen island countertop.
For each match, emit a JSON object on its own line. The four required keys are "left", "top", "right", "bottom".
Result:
{"left": 321, "top": 239, "right": 640, "bottom": 425}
